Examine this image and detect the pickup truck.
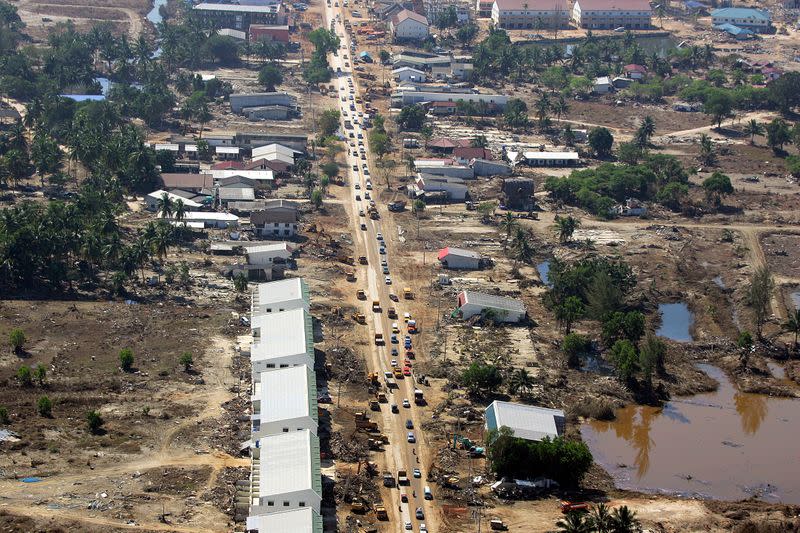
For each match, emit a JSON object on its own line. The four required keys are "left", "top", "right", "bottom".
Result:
{"left": 372, "top": 300, "right": 381, "bottom": 312}
{"left": 374, "top": 333, "right": 384, "bottom": 345}
{"left": 397, "top": 470, "right": 409, "bottom": 485}
{"left": 383, "top": 473, "right": 395, "bottom": 487}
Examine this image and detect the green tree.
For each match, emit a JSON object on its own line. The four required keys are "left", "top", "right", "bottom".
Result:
{"left": 589, "top": 503, "right": 614, "bottom": 533}
{"left": 554, "top": 215, "right": 580, "bottom": 244}
{"left": 504, "top": 98, "right": 529, "bottom": 129}
{"left": 743, "top": 119, "right": 763, "bottom": 145}
{"left": 640, "top": 334, "right": 667, "bottom": 375}
{"left": 157, "top": 192, "right": 174, "bottom": 218}
{"left": 610, "top": 339, "right": 639, "bottom": 382}
{"left": 233, "top": 272, "right": 248, "bottom": 292}
{"left": 510, "top": 227, "right": 535, "bottom": 271}
{"left": 507, "top": 368, "right": 534, "bottom": 395}
{"left": 369, "top": 130, "right": 390, "bottom": 159}
{"left": 737, "top": 330, "right": 754, "bottom": 369}
{"left": 556, "top": 512, "right": 593, "bottom": 533}
{"left": 499, "top": 212, "right": 519, "bottom": 251}
{"left": 555, "top": 296, "right": 585, "bottom": 334}
{"left": 562, "top": 332, "right": 590, "bottom": 368}
{"left": 701, "top": 171, "right": 733, "bottom": 206}
{"left": 610, "top": 505, "right": 641, "bottom": 533}
{"left": 378, "top": 49, "right": 390, "bottom": 64}
{"left": 455, "top": 24, "right": 478, "bottom": 46}
{"left": 767, "top": 71, "right": 800, "bottom": 115}
{"left": 541, "top": 66, "right": 568, "bottom": 93}
{"left": 635, "top": 116, "right": 656, "bottom": 148}
{"left": 87, "top": 410, "right": 104, "bottom": 434}
{"left": 37, "top": 396, "right": 52, "bottom": 417}
{"left": 179, "top": 352, "right": 194, "bottom": 371}
{"left": 320, "top": 162, "right": 339, "bottom": 180}
{"left": 477, "top": 201, "right": 497, "bottom": 223}
{"left": 765, "top": 118, "right": 791, "bottom": 153}
{"left": 119, "top": 348, "right": 134, "bottom": 371}
{"left": 412, "top": 199, "right": 425, "bottom": 216}
{"left": 17, "top": 365, "right": 32, "bottom": 387}
{"left": 784, "top": 308, "right": 800, "bottom": 353}
{"left": 747, "top": 267, "right": 774, "bottom": 339}
{"left": 258, "top": 63, "right": 283, "bottom": 91}
{"left": 310, "top": 187, "right": 324, "bottom": 209}
{"left": 33, "top": 363, "right": 46, "bottom": 386}
{"left": 461, "top": 362, "right": 503, "bottom": 394}
{"left": 698, "top": 133, "right": 716, "bottom": 166}
{"left": 703, "top": 89, "right": 733, "bottom": 129}
{"left": 396, "top": 104, "right": 427, "bottom": 131}
{"left": 0, "top": 406, "right": 9, "bottom": 425}
{"left": 9, "top": 327, "right": 25, "bottom": 355}
{"left": 318, "top": 109, "right": 340, "bottom": 137}
{"left": 588, "top": 127, "right": 614, "bottom": 158}
{"left": 617, "top": 142, "right": 641, "bottom": 164}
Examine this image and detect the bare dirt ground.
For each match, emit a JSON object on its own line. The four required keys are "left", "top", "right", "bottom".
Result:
{"left": 15, "top": 0, "right": 147, "bottom": 41}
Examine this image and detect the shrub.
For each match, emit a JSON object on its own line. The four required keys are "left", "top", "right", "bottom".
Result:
{"left": 570, "top": 398, "right": 615, "bottom": 421}
{"left": 34, "top": 363, "right": 46, "bottom": 386}
{"left": 179, "top": 352, "right": 193, "bottom": 372}
{"left": 119, "top": 348, "right": 134, "bottom": 372}
{"left": 17, "top": 365, "right": 32, "bottom": 387}
{"left": 9, "top": 327, "right": 25, "bottom": 354}
{"left": 37, "top": 396, "right": 52, "bottom": 417}
{"left": 562, "top": 333, "right": 591, "bottom": 368}
{"left": 0, "top": 406, "right": 9, "bottom": 424}
{"left": 87, "top": 410, "right": 104, "bottom": 434}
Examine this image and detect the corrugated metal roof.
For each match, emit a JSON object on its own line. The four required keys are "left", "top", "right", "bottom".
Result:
{"left": 218, "top": 187, "right": 255, "bottom": 201}
{"left": 485, "top": 400, "right": 565, "bottom": 441}
{"left": 246, "top": 508, "right": 322, "bottom": 533}
{"left": 438, "top": 247, "right": 480, "bottom": 260}
{"left": 250, "top": 309, "right": 313, "bottom": 362}
{"left": 252, "top": 278, "right": 309, "bottom": 313}
{"left": 253, "top": 365, "right": 318, "bottom": 424}
{"left": 462, "top": 291, "right": 525, "bottom": 313}
{"left": 711, "top": 7, "right": 771, "bottom": 21}
{"left": 258, "top": 429, "right": 322, "bottom": 496}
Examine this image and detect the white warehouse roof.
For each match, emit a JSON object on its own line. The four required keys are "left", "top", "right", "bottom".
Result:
{"left": 523, "top": 151, "right": 580, "bottom": 160}
{"left": 246, "top": 508, "right": 322, "bottom": 533}
{"left": 252, "top": 278, "right": 309, "bottom": 315}
{"left": 258, "top": 429, "right": 322, "bottom": 497}
{"left": 461, "top": 291, "right": 526, "bottom": 313}
{"left": 182, "top": 211, "right": 239, "bottom": 222}
{"left": 146, "top": 190, "right": 202, "bottom": 208}
{"left": 250, "top": 309, "right": 313, "bottom": 363}
{"left": 485, "top": 400, "right": 565, "bottom": 442}
{"left": 253, "top": 365, "right": 317, "bottom": 426}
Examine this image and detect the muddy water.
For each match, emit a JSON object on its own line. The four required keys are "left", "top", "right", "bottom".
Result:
{"left": 656, "top": 303, "right": 693, "bottom": 342}
{"left": 582, "top": 364, "right": 800, "bottom": 503}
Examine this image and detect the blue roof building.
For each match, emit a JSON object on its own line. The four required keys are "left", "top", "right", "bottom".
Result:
{"left": 714, "top": 22, "right": 754, "bottom": 39}
{"left": 711, "top": 7, "right": 771, "bottom": 32}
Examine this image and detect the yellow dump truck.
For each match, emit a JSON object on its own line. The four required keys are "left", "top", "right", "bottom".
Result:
{"left": 403, "top": 287, "right": 414, "bottom": 299}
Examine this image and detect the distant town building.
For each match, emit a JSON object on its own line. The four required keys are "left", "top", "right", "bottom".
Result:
{"left": 476, "top": 0, "right": 494, "bottom": 17}
{"left": 389, "top": 9, "right": 430, "bottom": 40}
{"left": 250, "top": 200, "right": 301, "bottom": 238}
{"left": 438, "top": 247, "right": 482, "bottom": 270}
{"left": 491, "top": 0, "right": 569, "bottom": 30}
{"left": 711, "top": 7, "right": 772, "bottom": 32}
{"left": 249, "top": 24, "right": 290, "bottom": 43}
{"left": 393, "top": 66, "right": 428, "bottom": 83}
{"left": 572, "top": 0, "right": 652, "bottom": 30}
{"left": 593, "top": 76, "right": 613, "bottom": 94}
{"left": 193, "top": 2, "right": 287, "bottom": 29}
{"left": 456, "top": 290, "right": 526, "bottom": 322}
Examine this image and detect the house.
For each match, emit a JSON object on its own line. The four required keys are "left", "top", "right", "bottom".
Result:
{"left": 472, "top": 158, "right": 512, "bottom": 177}
{"left": 251, "top": 277, "right": 310, "bottom": 315}
{"left": 593, "top": 76, "right": 613, "bottom": 94}
{"left": 251, "top": 143, "right": 300, "bottom": 165}
{"left": 213, "top": 161, "right": 246, "bottom": 171}
{"left": 193, "top": 2, "right": 286, "bottom": 29}
{"left": 389, "top": 9, "right": 429, "bottom": 40}
{"left": 491, "top": 0, "right": 569, "bottom": 30}
{"left": 411, "top": 175, "right": 469, "bottom": 201}
{"left": 428, "top": 101, "right": 458, "bottom": 115}
{"left": 450, "top": 56, "right": 474, "bottom": 80}
{"left": 219, "top": 28, "right": 247, "bottom": 40}
{"left": 456, "top": 290, "right": 526, "bottom": 322}
{"left": 145, "top": 190, "right": 202, "bottom": 211}
{"left": 427, "top": 137, "right": 473, "bottom": 153}
{"left": 231, "top": 93, "right": 297, "bottom": 114}
{"left": 415, "top": 163, "right": 475, "bottom": 179}
{"left": 251, "top": 365, "right": 318, "bottom": 438}
{"left": 612, "top": 76, "right": 634, "bottom": 89}
{"left": 572, "top": 0, "right": 652, "bottom": 29}
{"left": 711, "top": 7, "right": 772, "bottom": 32}
{"left": 519, "top": 150, "right": 580, "bottom": 167}
{"left": 438, "top": 247, "right": 482, "bottom": 270}
{"left": 376, "top": 1, "right": 411, "bottom": 21}
{"left": 238, "top": 132, "right": 308, "bottom": 152}
{"left": 250, "top": 308, "right": 314, "bottom": 377}
{"left": 485, "top": 400, "right": 565, "bottom": 441}
{"left": 248, "top": 429, "right": 322, "bottom": 515}
{"left": 612, "top": 197, "right": 647, "bottom": 216}
{"left": 762, "top": 66, "right": 782, "bottom": 82}
{"left": 246, "top": 508, "right": 323, "bottom": 533}
{"left": 160, "top": 173, "right": 214, "bottom": 193}
{"left": 393, "top": 66, "right": 428, "bottom": 83}
{"left": 714, "top": 22, "right": 754, "bottom": 39}
{"left": 623, "top": 64, "right": 647, "bottom": 79}
{"left": 176, "top": 212, "right": 239, "bottom": 229}
{"left": 205, "top": 132, "right": 237, "bottom": 147}
{"left": 250, "top": 200, "right": 300, "bottom": 238}
{"left": 246, "top": 242, "right": 294, "bottom": 266}
{"left": 59, "top": 94, "right": 105, "bottom": 102}
{"left": 247, "top": 158, "right": 292, "bottom": 174}
{"left": 424, "top": 0, "right": 471, "bottom": 23}
{"left": 211, "top": 169, "right": 275, "bottom": 183}
{"left": 476, "top": 0, "right": 494, "bottom": 16}
{"left": 218, "top": 175, "right": 259, "bottom": 189}
{"left": 453, "top": 146, "right": 492, "bottom": 164}
{"left": 218, "top": 187, "right": 256, "bottom": 205}
{"left": 249, "top": 24, "right": 290, "bottom": 43}
{"left": 502, "top": 177, "right": 535, "bottom": 210}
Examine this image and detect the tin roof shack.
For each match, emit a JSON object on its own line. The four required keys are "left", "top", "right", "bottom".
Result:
{"left": 218, "top": 187, "right": 256, "bottom": 206}
{"left": 230, "top": 92, "right": 298, "bottom": 114}
{"left": 251, "top": 365, "right": 318, "bottom": 438}
{"left": 513, "top": 150, "right": 580, "bottom": 167}
{"left": 145, "top": 190, "right": 202, "bottom": 211}
{"left": 248, "top": 430, "right": 322, "bottom": 515}
{"left": 502, "top": 178, "right": 535, "bottom": 211}
{"left": 251, "top": 143, "right": 301, "bottom": 165}
{"left": 246, "top": 508, "right": 323, "bottom": 533}
{"left": 250, "top": 200, "right": 300, "bottom": 238}
{"left": 160, "top": 172, "right": 214, "bottom": 193}
{"left": 485, "top": 400, "right": 565, "bottom": 441}
{"left": 180, "top": 212, "right": 239, "bottom": 229}
{"left": 438, "top": 247, "right": 482, "bottom": 270}
{"left": 456, "top": 290, "right": 526, "bottom": 323}
{"left": 249, "top": 24, "right": 290, "bottom": 43}
{"left": 251, "top": 277, "right": 310, "bottom": 315}
{"left": 250, "top": 309, "right": 315, "bottom": 377}
{"left": 415, "top": 160, "right": 475, "bottom": 179}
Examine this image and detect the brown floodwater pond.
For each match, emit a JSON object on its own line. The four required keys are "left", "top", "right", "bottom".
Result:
{"left": 581, "top": 364, "right": 800, "bottom": 503}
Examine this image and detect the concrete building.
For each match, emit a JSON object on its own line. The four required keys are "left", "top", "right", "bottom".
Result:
{"left": 593, "top": 76, "right": 613, "bottom": 94}
{"left": 251, "top": 277, "right": 310, "bottom": 315}
{"left": 250, "top": 308, "right": 314, "bottom": 376}
{"left": 502, "top": 177, "right": 535, "bottom": 210}
{"left": 424, "top": 0, "right": 471, "bottom": 23}
{"left": 711, "top": 7, "right": 772, "bottom": 32}
{"left": 415, "top": 162, "right": 475, "bottom": 179}
{"left": 218, "top": 187, "right": 255, "bottom": 206}
{"left": 472, "top": 158, "right": 512, "bottom": 177}
{"left": 250, "top": 200, "right": 300, "bottom": 238}
{"left": 390, "top": 9, "right": 430, "bottom": 40}
{"left": 231, "top": 93, "right": 297, "bottom": 114}
{"left": 193, "top": 2, "right": 286, "bottom": 29}
{"left": 485, "top": 400, "right": 566, "bottom": 441}
{"left": 145, "top": 190, "right": 202, "bottom": 211}
{"left": 456, "top": 290, "right": 526, "bottom": 322}
{"left": 248, "top": 429, "right": 322, "bottom": 515}
{"left": 477, "top": 0, "right": 494, "bottom": 16}
{"left": 410, "top": 174, "right": 469, "bottom": 201}
{"left": 523, "top": 150, "right": 580, "bottom": 167}
{"left": 623, "top": 63, "right": 647, "bottom": 79}
{"left": 491, "top": 0, "right": 569, "bottom": 29}
{"left": 438, "top": 247, "right": 482, "bottom": 269}
{"left": 393, "top": 66, "right": 428, "bottom": 83}
{"left": 572, "top": 0, "right": 652, "bottom": 30}
{"left": 251, "top": 365, "right": 318, "bottom": 438}
{"left": 180, "top": 212, "right": 239, "bottom": 229}
{"left": 251, "top": 143, "right": 300, "bottom": 165}
{"left": 246, "top": 508, "right": 323, "bottom": 533}
{"left": 211, "top": 169, "right": 275, "bottom": 183}
{"left": 245, "top": 242, "right": 294, "bottom": 266}
{"left": 249, "top": 24, "right": 290, "bottom": 43}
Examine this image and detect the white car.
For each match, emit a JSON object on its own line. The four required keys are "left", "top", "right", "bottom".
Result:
{"left": 402, "top": 399, "right": 410, "bottom": 408}
{"left": 420, "top": 524, "right": 427, "bottom": 532}
{"left": 391, "top": 359, "right": 397, "bottom": 367}
{"left": 406, "top": 431, "right": 415, "bottom": 443}
{"left": 376, "top": 232, "right": 383, "bottom": 240}
{"left": 385, "top": 276, "right": 392, "bottom": 285}
{"left": 354, "top": 183, "right": 360, "bottom": 189}
{"left": 404, "top": 522, "right": 412, "bottom": 531}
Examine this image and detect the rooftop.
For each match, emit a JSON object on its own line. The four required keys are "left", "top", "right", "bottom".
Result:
{"left": 245, "top": 242, "right": 294, "bottom": 255}
{"left": 461, "top": 290, "right": 526, "bottom": 313}
{"left": 195, "top": 2, "right": 281, "bottom": 13}
{"left": 182, "top": 211, "right": 239, "bottom": 222}
{"left": 250, "top": 309, "right": 313, "bottom": 363}
{"left": 438, "top": 246, "right": 481, "bottom": 260}
{"left": 252, "top": 278, "right": 309, "bottom": 312}
{"left": 494, "top": 0, "right": 569, "bottom": 11}
{"left": 257, "top": 430, "right": 322, "bottom": 497}
{"left": 485, "top": 400, "right": 565, "bottom": 441}
{"left": 160, "top": 173, "right": 214, "bottom": 190}
{"left": 253, "top": 365, "right": 317, "bottom": 425}
{"left": 576, "top": 0, "right": 651, "bottom": 10}
{"left": 393, "top": 8, "right": 429, "bottom": 25}
{"left": 246, "top": 508, "right": 323, "bottom": 533}
{"left": 218, "top": 187, "right": 255, "bottom": 201}
{"left": 146, "top": 190, "right": 202, "bottom": 209}
{"left": 711, "top": 7, "right": 771, "bottom": 20}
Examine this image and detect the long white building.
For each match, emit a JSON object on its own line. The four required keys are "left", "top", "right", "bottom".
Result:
{"left": 250, "top": 308, "right": 315, "bottom": 378}
{"left": 251, "top": 277, "right": 310, "bottom": 316}
{"left": 252, "top": 365, "right": 318, "bottom": 438}
{"left": 246, "top": 508, "right": 323, "bottom": 533}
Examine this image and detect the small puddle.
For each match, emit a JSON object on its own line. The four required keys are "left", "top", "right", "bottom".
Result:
{"left": 656, "top": 303, "right": 693, "bottom": 342}
{"left": 537, "top": 261, "right": 551, "bottom": 287}
{"left": 582, "top": 364, "right": 800, "bottom": 503}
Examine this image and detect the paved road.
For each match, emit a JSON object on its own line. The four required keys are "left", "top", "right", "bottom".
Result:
{"left": 323, "top": 6, "right": 438, "bottom": 532}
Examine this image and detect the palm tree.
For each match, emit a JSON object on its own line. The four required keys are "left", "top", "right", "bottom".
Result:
{"left": 554, "top": 215, "right": 581, "bottom": 244}
{"left": 553, "top": 96, "right": 569, "bottom": 123}
{"left": 174, "top": 199, "right": 187, "bottom": 223}
{"left": 511, "top": 227, "right": 535, "bottom": 271}
{"left": 636, "top": 116, "right": 656, "bottom": 148}
{"left": 556, "top": 512, "right": 593, "bottom": 533}
{"left": 698, "top": 133, "right": 715, "bottom": 165}
{"left": 152, "top": 222, "right": 174, "bottom": 262}
{"left": 743, "top": 119, "right": 763, "bottom": 145}
{"left": 535, "top": 94, "right": 551, "bottom": 130}
{"left": 157, "top": 192, "right": 174, "bottom": 219}
{"left": 589, "top": 503, "right": 614, "bottom": 533}
{"left": 783, "top": 308, "right": 800, "bottom": 353}
{"left": 610, "top": 505, "right": 641, "bottom": 533}
{"left": 508, "top": 368, "right": 534, "bottom": 395}
{"left": 499, "top": 213, "right": 519, "bottom": 251}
